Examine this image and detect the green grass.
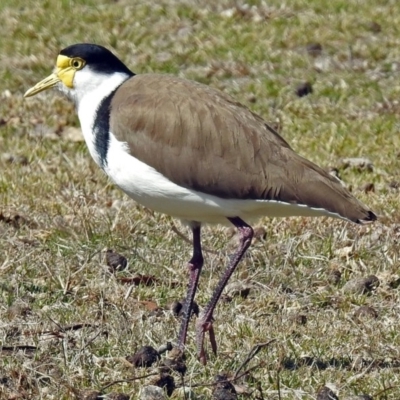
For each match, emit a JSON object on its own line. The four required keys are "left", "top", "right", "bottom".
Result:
{"left": 1, "top": 0, "right": 400, "bottom": 398}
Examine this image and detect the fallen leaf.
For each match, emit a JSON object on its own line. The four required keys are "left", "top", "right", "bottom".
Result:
{"left": 139, "top": 300, "right": 159, "bottom": 311}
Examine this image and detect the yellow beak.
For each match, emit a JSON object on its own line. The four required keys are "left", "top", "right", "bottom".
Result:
{"left": 24, "top": 55, "right": 77, "bottom": 98}
{"left": 24, "top": 72, "right": 61, "bottom": 97}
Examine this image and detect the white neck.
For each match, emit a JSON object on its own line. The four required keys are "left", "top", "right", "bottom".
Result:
{"left": 58, "top": 68, "right": 130, "bottom": 166}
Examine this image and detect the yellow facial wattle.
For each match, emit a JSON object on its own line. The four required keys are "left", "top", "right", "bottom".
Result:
{"left": 24, "top": 55, "right": 86, "bottom": 97}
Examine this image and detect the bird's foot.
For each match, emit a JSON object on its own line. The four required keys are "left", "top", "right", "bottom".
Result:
{"left": 196, "top": 316, "right": 217, "bottom": 365}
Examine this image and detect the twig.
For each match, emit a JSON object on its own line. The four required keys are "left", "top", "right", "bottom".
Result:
{"left": 47, "top": 315, "right": 64, "bottom": 331}
{"left": 79, "top": 329, "right": 107, "bottom": 353}
{"left": 100, "top": 372, "right": 159, "bottom": 391}
{"left": 233, "top": 339, "right": 276, "bottom": 379}
{"left": 372, "top": 385, "right": 400, "bottom": 398}
{"left": 232, "top": 362, "right": 265, "bottom": 382}
{"left": 0, "top": 345, "right": 37, "bottom": 353}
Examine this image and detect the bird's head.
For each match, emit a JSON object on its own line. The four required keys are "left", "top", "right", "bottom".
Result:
{"left": 24, "top": 43, "right": 133, "bottom": 104}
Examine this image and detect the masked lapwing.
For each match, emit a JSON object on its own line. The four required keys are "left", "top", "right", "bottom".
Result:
{"left": 25, "top": 43, "right": 376, "bottom": 364}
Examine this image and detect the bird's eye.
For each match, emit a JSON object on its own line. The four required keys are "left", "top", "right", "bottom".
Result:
{"left": 71, "top": 58, "right": 85, "bottom": 70}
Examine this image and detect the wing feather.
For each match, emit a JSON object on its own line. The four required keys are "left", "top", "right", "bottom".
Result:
{"left": 110, "top": 74, "right": 375, "bottom": 223}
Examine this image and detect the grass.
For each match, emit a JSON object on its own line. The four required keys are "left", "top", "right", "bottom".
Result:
{"left": 1, "top": 0, "right": 400, "bottom": 398}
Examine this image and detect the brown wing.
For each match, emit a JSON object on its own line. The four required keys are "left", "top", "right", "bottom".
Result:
{"left": 110, "top": 74, "right": 375, "bottom": 224}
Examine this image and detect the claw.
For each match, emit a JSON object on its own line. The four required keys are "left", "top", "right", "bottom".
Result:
{"left": 199, "top": 346, "right": 207, "bottom": 365}
{"left": 196, "top": 317, "right": 217, "bottom": 364}
{"left": 209, "top": 324, "right": 217, "bottom": 355}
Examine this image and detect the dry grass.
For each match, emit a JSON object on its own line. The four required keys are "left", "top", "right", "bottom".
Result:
{"left": 1, "top": 0, "right": 400, "bottom": 399}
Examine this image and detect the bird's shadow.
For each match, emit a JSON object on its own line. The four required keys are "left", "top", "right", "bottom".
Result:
{"left": 281, "top": 356, "right": 400, "bottom": 371}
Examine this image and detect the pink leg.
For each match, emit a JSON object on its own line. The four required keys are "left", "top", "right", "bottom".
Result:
{"left": 177, "top": 223, "right": 203, "bottom": 350}
{"left": 196, "top": 217, "right": 253, "bottom": 364}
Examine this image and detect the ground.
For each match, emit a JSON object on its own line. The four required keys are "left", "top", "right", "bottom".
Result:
{"left": 0, "top": 0, "right": 399, "bottom": 399}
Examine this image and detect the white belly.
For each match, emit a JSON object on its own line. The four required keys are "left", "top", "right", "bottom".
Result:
{"left": 103, "top": 133, "right": 339, "bottom": 224}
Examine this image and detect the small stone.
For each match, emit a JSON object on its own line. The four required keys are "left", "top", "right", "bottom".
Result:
{"left": 306, "top": 42, "right": 323, "bottom": 57}
{"left": 139, "top": 385, "right": 166, "bottom": 400}
{"left": 296, "top": 82, "right": 313, "bottom": 97}
{"left": 126, "top": 346, "right": 160, "bottom": 368}
{"left": 342, "top": 275, "right": 380, "bottom": 295}
{"left": 105, "top": 249, "right": 127, "bottom": 273}
{"left": 353, "top": 305, "right": 378, "bottom": 320}
{"left": 213, "top": 374, "right": 237, "bottom": 400}
{"left": 316, "top": 386, "right": 338, "bottom": 400}
{"left": 149, "top": 373, "right": 175, "bottom": 397}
